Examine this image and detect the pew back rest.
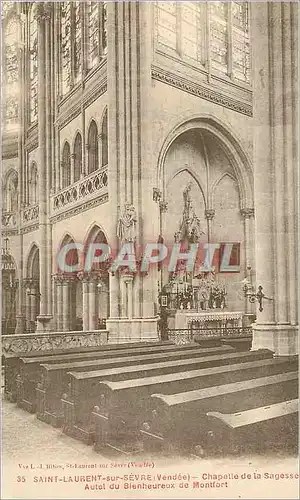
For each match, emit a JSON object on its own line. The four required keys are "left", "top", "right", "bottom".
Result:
{"left": 151, "top": 371, "right": 298, "bottom": 408}
{"left": 98, "top": 357, "right": 296, "bottom": 393}
{"left": 66, "top": 349, "right": 274, "bottom": 381}
{"left": 206, "top": 399, "right": 299, "bottom": 429}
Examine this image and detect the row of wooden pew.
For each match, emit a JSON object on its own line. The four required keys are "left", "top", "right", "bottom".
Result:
{"left": 3, "top": 340, "right": 298, "bottom": 458}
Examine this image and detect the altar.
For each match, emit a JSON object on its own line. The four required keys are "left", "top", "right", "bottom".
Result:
{"left": 174, "top": 310, "right": 244, "bottom": 331}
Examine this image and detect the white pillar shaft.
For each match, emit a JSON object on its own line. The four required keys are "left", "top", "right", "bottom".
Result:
{"left": 82, "top": 281, "right": 89, "bottom": 331}
{"left": 62, "top": 282, "right": 70, "bottom": 331}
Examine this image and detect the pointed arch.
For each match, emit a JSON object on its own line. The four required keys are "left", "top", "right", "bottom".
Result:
{"left": 87, "top": 119, "right": 99, "bottom": 174}
{"left": 101, "top": 108, "right": 108, "bottom": 167}
{"left": 62, "top": 141, "right": 71, "bottom": 188}
{"left": 73, "top": 132, "right": 82, "bottom": 182}
{"left": 157, "top": 115, "right": 253, "bottom": 209}
{"left": 58, "top": 232, "right": 79, "bottom": 271}
{"left": 26, "top": 243, "right": 39, "bottom": 279}
{"left": 167, "top": 167, "right": 207, "bottom": 210}
{"left": 3, "top": 168, "right": 18, "bottom": 212}
{"left": 211, "top": 172, "right": 239, "bottom": 207}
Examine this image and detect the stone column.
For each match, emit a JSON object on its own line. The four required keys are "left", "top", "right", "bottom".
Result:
{"left": 105, "top": 2, "right": 158, "bottom": 342}
{"left": 205, "top": 209, "right": 215, "bottom": 242}
{"left": 252, "top": 3, "right": 298, "bottom": 355}
{"left": 81, "top": 278, "right": 89, "bottom": 331}
{"left": 15, "top": 3, "right": 26, "bottom": 334}
{"left": 24, "top": 282, "right": 32, "bottom": 332}
{"left": 36, "top": 5, "right": 52, "bottom": 331}
{"left": 56, "top": 278, "right": 63, "bottom": 331}
{"left": 88, "top": 280, "right": 97, "bottom": 331}
{"left": 62, "top": 280, "right": 70, "bottom": 332}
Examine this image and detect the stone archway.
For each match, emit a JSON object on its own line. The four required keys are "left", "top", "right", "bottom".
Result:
{"left": 157, "top": 119, "right": 255, "bottom": 326}
{"left": 81, "top": 225, "right": 110, "bottom": 331}
{"left": 25, "top": 244, "right": 40, "bottom": 332}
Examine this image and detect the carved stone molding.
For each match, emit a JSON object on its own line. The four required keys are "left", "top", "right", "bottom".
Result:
{"left": 50, "top": 193, "right": 108, "bottom": 224}
{"left": 159, "top": 200, "right": 168, "bottom": 213}
{"left": 241, "top": 208, "right": 255, "bottom": 219}
{"left": 2, "top": 331, "right": 108, "bottom": 355}
{"left": 20, "top": 223, "right": 39, "bottom": 234}
{"left": 151, "top": 66, "right": 253, "bottom": 117}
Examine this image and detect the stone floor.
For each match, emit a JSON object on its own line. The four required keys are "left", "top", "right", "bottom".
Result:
{"left": 2, "top": 395, "right": 299, "bottom": 499}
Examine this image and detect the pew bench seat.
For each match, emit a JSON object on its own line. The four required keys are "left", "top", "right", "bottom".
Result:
{"left": 140, "top": 371, "right": 298, "bottom": 456}
{"left": 205, "top": 399, "right": 299, "bottom": 455}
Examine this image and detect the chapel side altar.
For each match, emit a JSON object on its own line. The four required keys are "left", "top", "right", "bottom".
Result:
{"left": 174, "top": 310, "right": 244, "bottom": 331}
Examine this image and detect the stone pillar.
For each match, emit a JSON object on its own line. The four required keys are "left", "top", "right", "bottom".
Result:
{"left": 15, "top": 3, "right": 26, "bottom": 334}
{"left": 25, "top": 283, "right": 32, "bottom": 332}
{"left": 205, "top": 209, "right": 215, "bottom": 242}
{"left": 88, "top": 280, "right": 97, "bottom": 331}
{"left": 82, "top": 279, "right": 89, "bottom": 331}
{"left": 252, "top": 3, "right": 298, "bottom": 355}
{"left": 105, "top": 2, "right": 158, "bottom": 343}
{"left": 52, "top": 276, "right": 58, "bottom": 331}
{"left": 36, "top": 5, "right": 52, "bottom": 331}
{"left": 56, "top": 279, "right": 63, "bottom": 331}
{"left": 62, "top": 280, "right": 70, "bottom": 332}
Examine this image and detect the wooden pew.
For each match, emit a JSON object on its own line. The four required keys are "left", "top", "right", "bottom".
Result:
{"left": 3, "top": 340, "right": 173, "bottom": 403}
{"left": 36, "top": 345, "right": 234, "bottom": 426}
{"left": 61, "top": 349, "right": 273, "bottom": 443}
{"left": 140, "top": 371, "right": 298, "bottom": 456}
{"left": 16, "top": 341, "right": 200, "bottom": 412}
{"left": 92, "top": 356, "right": 297, "bottom": 454}
{"left": 206, "top": 399, "right": 299, "bottom": 455}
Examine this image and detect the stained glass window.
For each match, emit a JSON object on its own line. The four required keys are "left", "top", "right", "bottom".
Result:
{"left": 87, "top": 1, "right": 107, "bottom": 69}
{"left": 3, "top": 13, "right": 20, "bottom": 127}
{"left": 61, "top": 2, "right": 72, "bottom": 95}
{"left": 232, "top": 1, "right": 250, "bottom": 83}
{"left": 209, "top": 2, "right": 228, "bottom": 74}
{"left": 181, "top": 2, "right": 202, "bottom": 62}
{"left": 155, "top": 2, "right": 251, "bottom": 84}
{"left": 74, "top": 2, "right": 82, "bottom": 82}
{"left": 88, "top": 1, "right": 99, "bottom": 66}
{"left": 29, "top": 6, "right": 38, "bottom": 123}
{"left": 102, "top": 2, "right": 107, "bottom": 55}
{"left": 156, "top": 2, "right": 177, "bottom": 51}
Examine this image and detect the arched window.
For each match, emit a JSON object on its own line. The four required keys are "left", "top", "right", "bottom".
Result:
{"left": 87, "top": 120, "right": 98, "bottom": 174}
{"left": 74, "top": 133, "right": 82, "bottom": 182}
{"left": 4, "top": 170, "right": 18, "bottom": 212}
{"left": 101, "top": 109, "right": 108, "bottom": 167}
{"left": 155, "top": 1, "right": 250, "bottom": 84}
{"left": 29, "top": 162, "right": 38, "bottom": 205}
{"left": 3, "top": 12, "right": 20, "bottom": 128}
{"left": 60, "top": 2, "right": 72, "bottom": 96}
{"left": 60, "top": 2, "right": 83, "bottom": 95}
{"left": 87, "top": 1, "right": 107, "bottom": 69}
{"left": 29, "top": 5, "right": 38, "bottom": 123}
{"left": 62, "top": 142, "right": 71, "bottom": 188}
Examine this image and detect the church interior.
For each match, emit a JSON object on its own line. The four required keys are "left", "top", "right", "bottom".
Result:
{"left": 1, "top": 1, "right": 299, "bottom": 463}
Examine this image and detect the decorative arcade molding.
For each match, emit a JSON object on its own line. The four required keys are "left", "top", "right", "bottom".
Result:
{"left": 151, "top": 66, "right": 253, "bottom": 117}
{"left": 51, "top": 167, "right": 108, "bottom": 221}
{"left": 2, "top": 330, "right": 108, "bottom": 355}
{"left": 22, "top": 204, "right": 39, "bottom": 223}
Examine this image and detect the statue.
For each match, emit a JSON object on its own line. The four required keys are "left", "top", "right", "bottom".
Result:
{"left": 174, "top": 182, "right": 204, "bottom": 243}
{"left": 117, "top": 204, "right": 137, "bottom": 243}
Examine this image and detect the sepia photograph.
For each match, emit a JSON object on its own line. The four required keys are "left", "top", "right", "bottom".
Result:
{"left": 1, "top": 0, "right": 299, "bottom": 499}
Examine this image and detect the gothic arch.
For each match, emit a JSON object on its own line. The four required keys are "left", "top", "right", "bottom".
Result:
{"left": 157, "top": 115, "right": 253, "bottom": 209}
{"left": 211, "top": 172, "right": 239, "bottom": 207}
{"left": 25, "top": 243, "right": 39, "bottom": 279}
{"left": 167, "top": 167, "right": 207, "bottom": 210}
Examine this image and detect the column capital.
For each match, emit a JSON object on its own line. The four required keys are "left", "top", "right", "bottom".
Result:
{"left": 77, "top": 270, "right": 103, "bottom": 283}
{"left": 241, "top": 207, "right": 255, "bottom": 219}
{"left": 35, "top": 4, "right": 52, "bottom": 23}
{"left": 205, "top": 208, "right": 215, "bottom": 220}
{"left": 159, "top": 200, "right": 168, "bottom": 213}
